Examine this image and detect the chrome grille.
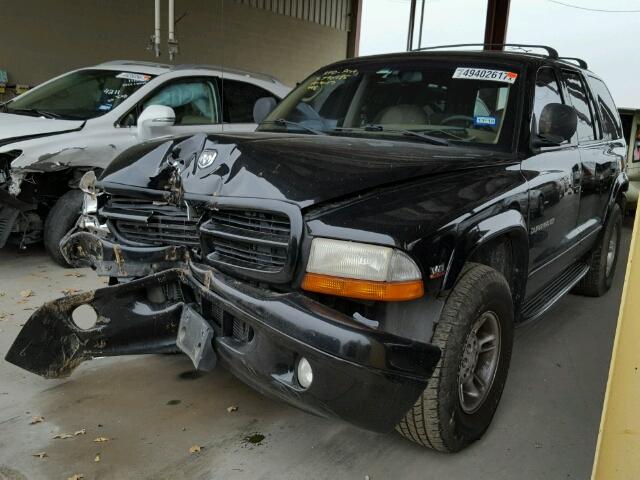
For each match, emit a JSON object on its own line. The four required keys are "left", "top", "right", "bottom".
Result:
{"left": 201, "top": 209, "right": 291, "bottom": 273}
{"left": 104, "top": 197, "right": 200, "bottom": 247}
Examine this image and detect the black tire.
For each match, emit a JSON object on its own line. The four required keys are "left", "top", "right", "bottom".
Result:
{"left": 396, "top": 263, "right": 514, "bottom": 452}
{"left": 44, "top": 189, "right": 84, "bottom": 267}
{"left": 572, "top": 203, "right": 622, "bottom": 297}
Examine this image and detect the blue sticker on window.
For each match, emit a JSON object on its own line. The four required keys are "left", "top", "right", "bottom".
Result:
{"left": 98, "top": 103, "right": 112, "bottom": 111}
{"left": 474, "top": 116, "right": 497, "bottom": 127}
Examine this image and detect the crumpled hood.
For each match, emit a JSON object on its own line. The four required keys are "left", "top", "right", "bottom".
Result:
{"left": 0, "top": 112, "right": 84, "bottom": 146}
{"left": 101, "top": 132, "right": 514, "bottom": 209}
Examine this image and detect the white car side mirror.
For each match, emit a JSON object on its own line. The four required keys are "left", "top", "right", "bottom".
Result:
{"left": 137, "top": 105, "right": 175, "bottom": 139}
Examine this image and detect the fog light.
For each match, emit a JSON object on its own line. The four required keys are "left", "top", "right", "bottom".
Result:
{"left": 296, "top": 357, "right": 313, "bottom": 389}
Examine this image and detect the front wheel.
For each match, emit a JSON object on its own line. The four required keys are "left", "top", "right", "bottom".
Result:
{"left": 396, "top": 263, "right": 514, "bottom": 452}
{"left": 44, "top": 189, "right": 84, "bottom": 267}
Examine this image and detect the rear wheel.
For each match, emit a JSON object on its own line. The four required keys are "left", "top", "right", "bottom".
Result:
{"left": 572, "top": 203, "right": 622, "bottom": 297}
{"left": 44, "top": 189, "right": 83, "bottom": 267}
{"left": 396, "top": 263, "right": 514, "bottom": 452}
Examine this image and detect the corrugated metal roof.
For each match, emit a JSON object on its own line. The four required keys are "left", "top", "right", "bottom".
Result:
{"left": 236, "top": 0, "right": 353, "bottom": 31}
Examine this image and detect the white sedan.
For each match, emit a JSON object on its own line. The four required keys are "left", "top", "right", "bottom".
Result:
{"left": 0, "top": 60, "right": 290, "bottom": 264}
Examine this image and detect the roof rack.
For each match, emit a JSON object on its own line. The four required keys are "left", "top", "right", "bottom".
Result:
{"left": 411, "top": 43, "right": 559, "bottom": 59}
{"left": 558, "top": 57, "right": 588, "bottom": 69}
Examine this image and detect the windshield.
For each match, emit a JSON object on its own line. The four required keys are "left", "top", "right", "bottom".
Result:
{"left": 5, "top": 69, "right": 155, "bottom": 120}
{"left": 258, "top": 59, "right": 521, "bottom": 148}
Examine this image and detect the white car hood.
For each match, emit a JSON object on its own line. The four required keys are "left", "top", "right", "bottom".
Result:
{"left": 0, "top": 113, "right": 84, "bottom": 142}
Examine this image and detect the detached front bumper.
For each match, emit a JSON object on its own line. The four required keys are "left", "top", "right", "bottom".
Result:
{"left": 7, "top": 236, "right": 441, "bottom": 433}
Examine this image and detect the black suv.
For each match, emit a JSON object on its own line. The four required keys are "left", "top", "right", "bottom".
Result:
{"left": 7, "top": 46, "right": 628, "bottom": 452}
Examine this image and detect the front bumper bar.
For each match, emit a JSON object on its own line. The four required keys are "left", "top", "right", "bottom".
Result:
{"left": 7, "top": 239, "right": 441, "bottom": 433}
{"left": 62, "top": 231, "right": 189, "bottom": 277}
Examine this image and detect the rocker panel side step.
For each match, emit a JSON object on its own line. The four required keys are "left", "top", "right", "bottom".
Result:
{"left": 520, "top": 262, "right": 590, "bottom": 323}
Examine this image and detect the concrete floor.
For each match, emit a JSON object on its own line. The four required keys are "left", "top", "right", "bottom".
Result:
{"left": 0, "top": 225, "right": 631, "bottom": 480}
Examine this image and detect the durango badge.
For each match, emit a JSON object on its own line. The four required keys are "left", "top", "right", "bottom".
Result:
{"left": 197, "top": 149, "right": 218, "bottom": 169}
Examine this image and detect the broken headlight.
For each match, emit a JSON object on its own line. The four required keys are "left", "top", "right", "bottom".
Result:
{"left": 78, "top": 170, "right": 109, "bottom": 235}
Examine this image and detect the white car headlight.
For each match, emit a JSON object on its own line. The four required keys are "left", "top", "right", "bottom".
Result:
{"left": 302, "top": 238, "right": 423, "bottom": 301}
{"left": 78, "top": 170, "right": 99, "bottom": 195}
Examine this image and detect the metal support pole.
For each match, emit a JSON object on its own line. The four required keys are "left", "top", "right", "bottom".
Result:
{"left": 406, "top": 0, "right": 417, "bottom": 51}
{"left": 417, "top": 0, "right": 426, "bottom": 50}
{"left": 484, "top": 0, "right": 511, "bottom": 49}
{"left": 168, "top": 0, "right": 179, "bottom": 61}
{"left": 347, "top": 0, "right": 363, "bottom": 58}
{"left": 152, "top": 0, "right": 161, "bottom": 57}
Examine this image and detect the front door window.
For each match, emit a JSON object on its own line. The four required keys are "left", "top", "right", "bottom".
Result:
{"left": 143, "top": 79, "right": 220, "bottom": 125}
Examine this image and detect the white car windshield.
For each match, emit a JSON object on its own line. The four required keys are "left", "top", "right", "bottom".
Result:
{"left": 4, "top": 69, "right": 155, "bottom": 120}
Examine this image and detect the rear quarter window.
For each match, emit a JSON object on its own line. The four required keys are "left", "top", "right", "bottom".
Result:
{"left": 587, "top": 75, "right": 623, "bottom": 141}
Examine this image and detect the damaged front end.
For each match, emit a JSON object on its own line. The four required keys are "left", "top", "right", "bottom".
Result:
{"left": 0, "top": 152, "right": 29, "bottom": 248}
{"left": 6, "top": 256, "right": 441, "bottom": 433}
{"left": 7, "top": 132, "right": 454, "bottom": 433}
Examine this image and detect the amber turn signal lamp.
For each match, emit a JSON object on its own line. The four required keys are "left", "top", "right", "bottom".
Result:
{"left": 302, "top": 273, "right": 424, "bottom": 302}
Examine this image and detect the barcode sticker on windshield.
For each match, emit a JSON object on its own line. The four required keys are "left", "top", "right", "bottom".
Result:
{"left": 116, "top": 72, "right": 151, "bottom": 82}
{"left": 453, "top": 68, "right": 518, "bottom": 84}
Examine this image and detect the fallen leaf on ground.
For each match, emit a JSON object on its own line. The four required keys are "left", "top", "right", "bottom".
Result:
{"left": 94, "top": 454, "right": 101, "bottom": 463}
{"left": 243, "top": 433, "right": 265, "bottom": 445}
{"left": 32, "top": 452, "right": 48, "bottom": 459}
{"left": 20, "top": 289, "right": 34, "bottom": 298}
{"left": 67, "top": 475, "right": 84, "bottom": 480}
{"left": 93, "top": 436, "right": 110, "bottom": 443}
{"left": 74, "top": 429, "right": 86, "bottom": 436}
{"left": 189, "top": 444, "right": 202, "bottom": 454}
{"left": 29, "top": 415, "right": 45, "bottom": 425}
{"left": 226, "top": 405, "right": 238, "bottom": 413}
{"left": 53, "top": 433, "right": 73, "bottom": 439}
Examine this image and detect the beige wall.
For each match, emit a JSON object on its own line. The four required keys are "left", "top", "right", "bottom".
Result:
{"left": 0, "top": 0, "right": 349, "bottom": 87}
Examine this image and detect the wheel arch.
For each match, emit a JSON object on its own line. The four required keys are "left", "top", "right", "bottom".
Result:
{"left": 442, "top": 210, "right": 529, "bottom": 310}
{"left": 608, "top": 171, "right": 629, "bottom": 218}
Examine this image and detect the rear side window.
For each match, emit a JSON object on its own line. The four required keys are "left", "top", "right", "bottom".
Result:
{"left": 222, "top": 80, "right": 276, "bottom": 123}
{"left": 562, "top": 70, "right": 596, "bottom": 142}
{"left": 587, "top": 76, "right": 623, "bottom": 140}
{"left": 532, "top": 67, "right": 564, "bottom": 133}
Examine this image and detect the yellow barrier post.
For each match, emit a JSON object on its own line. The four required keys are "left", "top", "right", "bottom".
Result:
{"left": 592, "top": 210, "right": 640, "bottom": 479}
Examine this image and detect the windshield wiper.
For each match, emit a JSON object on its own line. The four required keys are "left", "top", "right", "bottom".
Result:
{"left": 398, "top": 129, "right": 450, "bottom": 146}
{"left": 261, "top": 118, "right": 327, "bottom": 135}
{"left": 333, "top": 125, "right": 449, "bottom": 146}
{"left": 6, "top": 108, "right": 67, "bottom": 120}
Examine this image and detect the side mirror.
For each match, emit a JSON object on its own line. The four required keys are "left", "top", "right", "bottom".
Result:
{"left": 137, "top": 105, "right": 175, "bottom": 139}
{"left": 533, "top": 103, "right": 577, "bottom": 148}
{"left": 253, "top": 97, "right": 277, "bottom": 124}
